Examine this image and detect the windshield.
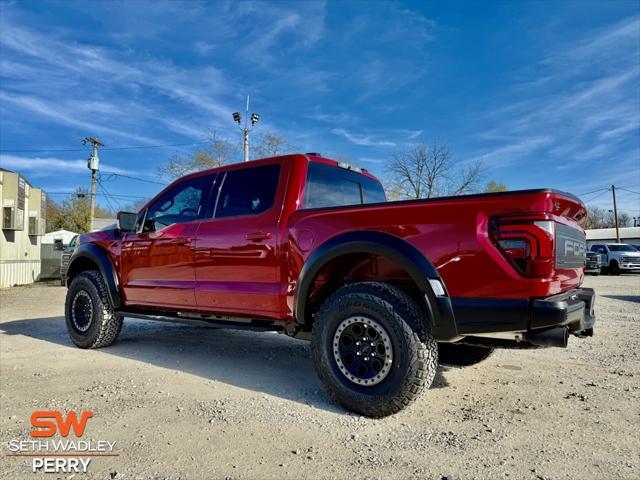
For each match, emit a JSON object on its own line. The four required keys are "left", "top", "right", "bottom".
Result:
{"left": 607, "top": 244, "right": 637, "bottom": 252}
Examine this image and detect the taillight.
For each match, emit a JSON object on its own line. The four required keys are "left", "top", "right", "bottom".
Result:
{"left": 491, "top": 218, "right": 555, "bottom": 277}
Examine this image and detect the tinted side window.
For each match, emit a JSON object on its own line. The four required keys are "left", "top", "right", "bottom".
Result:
{"left": 215, "top": 164, "right": 280, "bottom": 218}
{"left": 303, "top": 162, "right": 386, "bottom": 209}
{"left": 143, "top": 175, "right": 211, "bottom": 232}
{"left": 362, "top": 180, "right": 387, "bottom": 203}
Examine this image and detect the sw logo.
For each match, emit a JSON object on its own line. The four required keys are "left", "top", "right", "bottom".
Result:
{"left": 30, "top": 410, "right": 93, "bottom": 437}
{"left": 10, "top": 410, "right": 115, "bottom": 474}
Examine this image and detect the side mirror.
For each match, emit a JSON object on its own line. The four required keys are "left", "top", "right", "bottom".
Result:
{"left": 117, "top": 211, "right": 138, "bottom": 232}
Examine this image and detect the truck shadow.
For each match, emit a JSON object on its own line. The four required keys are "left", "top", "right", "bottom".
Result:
{"left": 0, "top": 316, "right": 449, "bottom": 415}
{"left": 602, "top": 295, "right": 640, "bottom": 304}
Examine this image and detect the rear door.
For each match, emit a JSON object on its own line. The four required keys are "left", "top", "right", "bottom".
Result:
{"left": 120, "top": 174, "right": 214, "bottom": 310}
{"left": 193, "top": 162, "right": 285, "bottom": 318}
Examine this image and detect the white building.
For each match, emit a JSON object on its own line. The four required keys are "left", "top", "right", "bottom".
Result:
{"left": 585, "top": 227, "right": 640, "bottom": 247}
{"left": 92, "top": 217, "right": 116, "bottom": 231}
{"left": 42, "top": 229, "right": 78, "bottom": 247}
{"left": 0, "top": 169, "right": 46, "bottom": 287}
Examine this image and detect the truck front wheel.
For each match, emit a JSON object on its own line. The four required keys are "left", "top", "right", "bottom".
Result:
{"left": 311, "top": 282, "right": 437, "bottom": 418}
{"left": 65, "top": 270, "right": 123, "bottom": 349}
{"left": 608, "top": 260, "right": 621, "bottom": 275}
{"left": 438, "top": 343, "right": 493, "bottom": 367}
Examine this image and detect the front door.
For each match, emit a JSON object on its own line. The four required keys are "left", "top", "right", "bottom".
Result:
{"left": 121, "top": 174, "right": 214, "bottom": 310}
{"left": 194, "top": 163, "right": 284, "bottom": 318}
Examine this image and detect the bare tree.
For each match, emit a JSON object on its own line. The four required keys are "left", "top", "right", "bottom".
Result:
{"left": 157, "top": 132, "right": 238, "bottom": 180}
{"left": 252, "top": 132, "right": 296, "bottom": 159}
{"left": 386, "top": 142, "right": 484, "bottom": 200}
{"left": 123, "top": 197, "right": 151, "bottom": 213}
{"left": 585, "top": 205, "right": 632, "bottom": 229}
{"left": 157, "top": 131, "right": 298, "bottom": 179}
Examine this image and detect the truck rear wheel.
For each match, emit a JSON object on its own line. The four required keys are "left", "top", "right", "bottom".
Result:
{"left": 438, "top": 343, "right": 494, "bottom": 367}
{"left": 311, "top": 282, "right": 437, "bottom": 418}
{"left": 65, "top": 270, "right": 123, "bottom": 349}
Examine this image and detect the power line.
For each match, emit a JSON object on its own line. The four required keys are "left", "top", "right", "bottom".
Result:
{"left": 582, "top": 189, "right": 610, "bottom": 203}
{"left": 97, "top": 181, "right": 118, "bottom": 212}
{"left": 576, "top": 187, "right": 609, "bottom": 197}
{"left": 101, "top": 172, "right": 167, "bottom": 186}
{"left": 45, "top": 191, "right": 148, "bottom": 199}
{"left": 0, "top": 140, "right": 207, "bottom": 154}
{"left": 616, "top": 187, "right": 640, "bottom": 195}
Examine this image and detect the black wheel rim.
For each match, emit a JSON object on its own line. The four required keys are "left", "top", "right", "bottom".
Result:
{"left": 71, "top": 290, "right": 93, "bottom": 333}
{"left": 332, "top": 316, "right": 393, "bottom": 386}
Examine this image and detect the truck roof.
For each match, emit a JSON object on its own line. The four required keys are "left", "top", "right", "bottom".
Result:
{"left": 176, "top": 153, "right": 381, "bottom": 183}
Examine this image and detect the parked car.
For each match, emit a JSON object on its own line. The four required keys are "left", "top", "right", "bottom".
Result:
{"left": 62, "top": 154, "right": 596, "bottom": 417}
{"left": 59, "top": 235, "right": 79, "bottom": 285}
{"left": 589, "top": 243, "right": 640, "bottom": 274}
{"left": 585, "top": 251, "right": 603, "bottom": 275}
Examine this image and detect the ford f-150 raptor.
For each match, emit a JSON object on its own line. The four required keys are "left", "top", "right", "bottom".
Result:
{"left": 64, "top": 154, "right": 596, "bottom": 417}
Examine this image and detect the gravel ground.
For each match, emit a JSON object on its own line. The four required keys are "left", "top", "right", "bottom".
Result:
{"left": 1, "top": 275, "right": 638, "bottom": 480}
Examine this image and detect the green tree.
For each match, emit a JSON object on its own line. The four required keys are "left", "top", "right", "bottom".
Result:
{"left": 47, "top": 189, "right": 113, "bottom": 233}
{"left": 485, "top": 180, "right": 508, "bottom": 192}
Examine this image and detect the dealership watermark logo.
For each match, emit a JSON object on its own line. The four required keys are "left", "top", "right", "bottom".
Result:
{"left": 6, "top": 410, "right": 118, "bottom": 474}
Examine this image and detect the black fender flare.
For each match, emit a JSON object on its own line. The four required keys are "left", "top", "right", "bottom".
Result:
{"left": 293, "top": 230, "right": 458, "bottom": 340}
{"left": 66, "top": 244, "right": 122, "bottom": 309}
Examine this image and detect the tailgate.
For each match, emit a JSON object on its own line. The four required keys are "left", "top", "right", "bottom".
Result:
{"left": 550, "top": 191, "right": 588, "bottom": 271}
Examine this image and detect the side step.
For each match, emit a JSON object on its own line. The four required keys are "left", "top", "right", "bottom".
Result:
{"left": 119, "top": 309, "right": 285, "bottom": 332}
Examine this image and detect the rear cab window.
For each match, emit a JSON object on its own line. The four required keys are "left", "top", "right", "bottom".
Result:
{"left": 302, "top": 161, "right": 386, "bottom": 209}
{"left": 214, "top": 164, "right": 281, "bottom": 218}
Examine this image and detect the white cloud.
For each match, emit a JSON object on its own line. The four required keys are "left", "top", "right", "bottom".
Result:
{"left": 0, "top": 92, "right": 161, "bottom": 145}
{"left": 331, "top": 128, "right": 396, "bottom": 147}
{"left": 470, "top": 15, "right": 640, "bottom": 175}
{"left": 0, "top": 19, "right": 235, "bottom": 141}
{"left": 0, "top": 155, "right": 138, "bottom": 176}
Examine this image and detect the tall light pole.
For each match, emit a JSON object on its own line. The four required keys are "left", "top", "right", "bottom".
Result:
{"left": 82, "top": 137, "right": 104, "bottom": 231}
{"left": 232, "top": 95, "right": 260, "bottom": 162}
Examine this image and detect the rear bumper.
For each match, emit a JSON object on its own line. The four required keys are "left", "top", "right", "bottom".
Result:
{"left": 450, "top": 287, "right": 596, "bottom": 338}
{"left": 530, "top": 288, "right": 595, "bottom": 333}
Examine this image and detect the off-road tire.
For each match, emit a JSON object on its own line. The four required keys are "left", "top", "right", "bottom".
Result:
{"left": 609, "top": 260, "right": 621, "bottom": 275}
{"left": 311, "top": 282, "right": 438, "bottom": 418}
{"left": 438, "top": 343, "right": 494, "bottom": 367}
{"left": 65, "top": 270, "right": 123, "bottom": 349}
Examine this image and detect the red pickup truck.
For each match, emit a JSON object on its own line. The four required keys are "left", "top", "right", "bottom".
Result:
{"left": 64, "top": 153, "right": 595, "bottom": 417}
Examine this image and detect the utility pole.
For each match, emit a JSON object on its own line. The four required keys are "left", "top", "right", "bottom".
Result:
{"left": 611, "top": 184, "right": 620, "bottom": 243}
{"left": 232, "top": 95, "right": 260, "bottom": 162}
{"left": 82, "top": 137, "right": 104, "bottom": 231}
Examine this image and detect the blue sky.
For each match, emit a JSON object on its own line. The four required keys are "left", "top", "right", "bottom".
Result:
{"left": 0, "top": 0, "right": 638, "bottom": 216}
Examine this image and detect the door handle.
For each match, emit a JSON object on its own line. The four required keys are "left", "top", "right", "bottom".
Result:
{"left": 245, "top": 232, "right": 272, "bottom": 242}
{"left": 170, "top": 237, "right": 192, "bottom": 245}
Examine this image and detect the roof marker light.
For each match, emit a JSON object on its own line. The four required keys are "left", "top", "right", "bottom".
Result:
{"left": 337, "top": 162, "right": 363, "bottom": 174}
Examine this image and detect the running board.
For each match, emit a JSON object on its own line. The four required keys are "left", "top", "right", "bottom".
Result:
{"left": 118, "top": 309, "right": 285, "bottom": 332}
